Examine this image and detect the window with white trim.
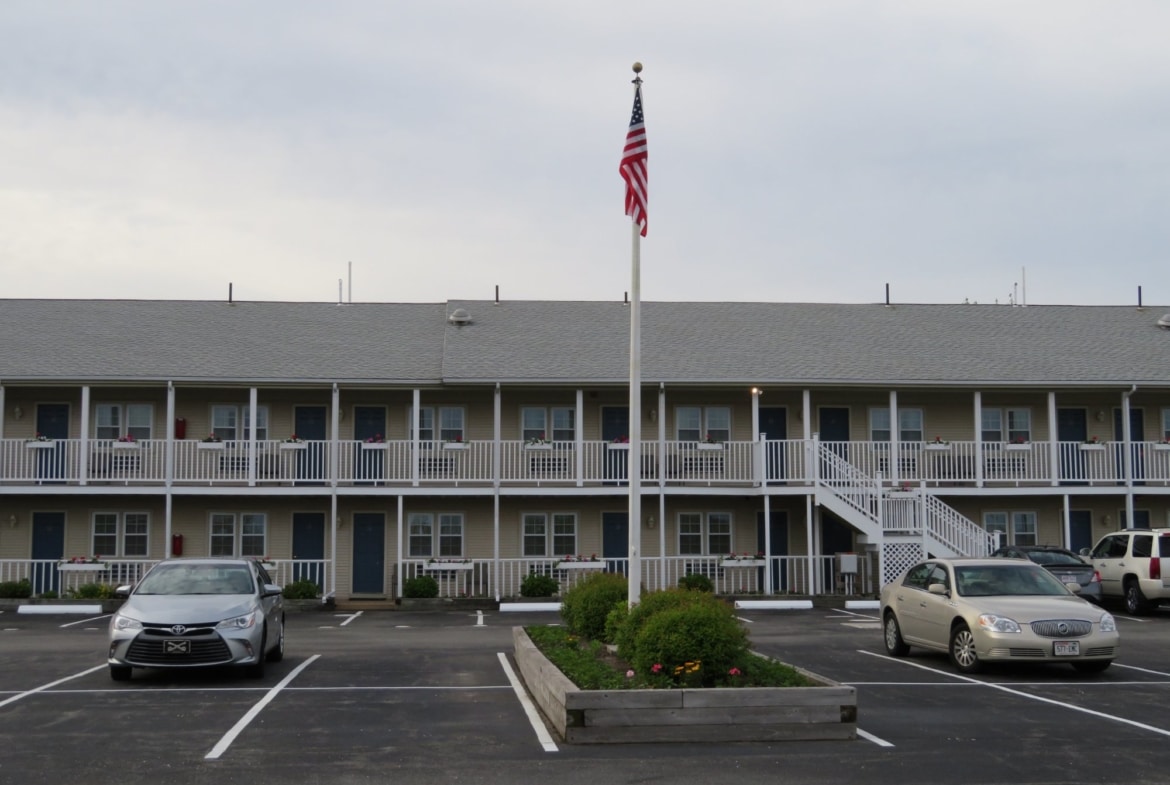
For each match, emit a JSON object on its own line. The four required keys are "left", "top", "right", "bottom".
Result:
{"left": 677, "top": 406, "right": 730, "bottom": 443}
{"left": 95, "top": 403, "right": 153, "bottom": 440}
{"left": 409, "top": 407, "right": 465, "bottom": 443}
{"left": 208, "top": 512, "right": 266, "bottom": 557}
{"left": 983, "top": 511, "right": 1037, "bottom": 546}
{"left": 870, "top": 408, "right": 923, "bottom": 442}
{"left": 408, "top": 513, "right": 434, "bottom": 557}
{"left": 211, "top": 405, "right": 268, "bottom": 441}
{"left": 520, "top": 512, "right": 577, "bottom": 557}
{"left": 438, "top": 513, "right": 464, "bottom": 557}
{"left": 521, "top": 406, "right": 575, "bottom": 443}
{"left": 677, "top": 512, "right": 733, "bottom": 555}
{"left": 91, "top": 512, "right": 151, "bottom": 557}
{"left": 982, "top": 407, "right": 1031, "bottom": 443}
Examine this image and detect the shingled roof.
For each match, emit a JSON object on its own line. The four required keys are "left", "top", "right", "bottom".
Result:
{"left": 2, "top": 298, "right": 1169, "bottom": 388}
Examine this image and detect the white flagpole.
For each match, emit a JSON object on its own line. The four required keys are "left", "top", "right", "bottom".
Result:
{"left": 627, "top": 64, "right": 644, "bottom": 608}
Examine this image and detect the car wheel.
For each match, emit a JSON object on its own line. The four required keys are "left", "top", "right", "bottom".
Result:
{"left": 109, "top": 665, "right": 132, "bottom": 682}
{"left": 949, "top": 623, "right": 982, "bottom": 674}
{"left": 1072, "top": 660, "right": 1112, "bottom": 675}
{"left": 883, "top": 612, "right": 910, "bottom": 656}
{"left": 246, "top": 628, "right": 267, "bottom": 679}
{"left": 266, "top": 615, "right": 285, "bottom": 663}
{"left": 1124, "top": 579, "right": 1152, "bottom": 615}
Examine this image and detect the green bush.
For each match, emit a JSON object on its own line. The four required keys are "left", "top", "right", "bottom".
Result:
{"left": 282, "top": 578, "right": 322, "bottom": 600}
{"left": 603, "top": 601, "right": 630, "bottom": 644}
{"left": 677, "top": 572, "right": 714, "bottom": 592}
{"left": 614, "top": 587, "right": 721, "bottom": 662}
{"left": 39, "top": 590, "right": 59, "bottom": 599}
{"left": 630, "top": 600, "right": 750, "bottom": 688}
{"left": 520, "top": 573, "right": 559, "bottom": 598}
{"left": 560, "top": 571, "right": 628, "bottom": 641}
{"left": 0, "top": 579, "right": 32, "bottom": 598}
{"left": 67, "top": 583, "right": 114, "bottom": 600}
{"left": 403, "top": 575, "right": 439, "bottom": 598}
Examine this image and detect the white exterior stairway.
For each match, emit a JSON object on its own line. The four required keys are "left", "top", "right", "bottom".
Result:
{"left": 813, "top": 443, "right": 998, "bottom": 586}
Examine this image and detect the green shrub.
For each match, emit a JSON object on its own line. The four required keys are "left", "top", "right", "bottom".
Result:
{"left": 630, "top": 600, "right": 750, "bottom": 688}
{"left": 67, "top": 583, "right": 114, "bottom": 600}
{"left": 281, "top": 578, "right": 322, "bottom": 600}
{"left": 525, "top": 625, "right": 627, "bottom": 690}
{"left": 560, "top": 572, "right": 628, "bottom": 641}
{"left": 39, "top": 590, "right": 59, "bottom": 599}
{"left": 520, "top": 573, "right": 559, "bottom": 598}
{"left": 0, "top": 579, "right": 32, "bottom": 598}
{"left": 677, "top": 572, "right": 714, "bottom": 592}
{"left": 603, "top": 601, "right": 630, "bottom": 644}
{"left": 614, "top": 587, "right": 720, "bottom": 661}
{"left": 403, "top": 575, "right": 439, "bottom": 598}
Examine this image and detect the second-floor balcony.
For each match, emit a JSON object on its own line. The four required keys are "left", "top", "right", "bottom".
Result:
{"left": 2, "top": 437, "right": 1169, "bottom": 489}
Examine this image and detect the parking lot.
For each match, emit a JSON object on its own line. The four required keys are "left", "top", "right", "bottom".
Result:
{"left": 3, "top": 602, "right": 1169, "bottom": 785}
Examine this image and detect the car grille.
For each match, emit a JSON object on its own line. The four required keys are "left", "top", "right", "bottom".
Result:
{"left": 126, "top": 625, "right": 232, "bottom": 666}
{"left": 1029, "top": 620, "right": 1092, "bottom": 638}
{"left": 988, "top": 647, "right": 1046, "bottom": 658}
{"left": 1083, "top": 647, "right": 1116, "bottom": 657}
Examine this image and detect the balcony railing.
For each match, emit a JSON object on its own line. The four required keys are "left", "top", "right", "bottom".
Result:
{"left": 2, "top": 437, "right": 1168, "bottom": 488}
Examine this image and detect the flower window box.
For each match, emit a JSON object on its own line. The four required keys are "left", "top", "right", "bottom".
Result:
{"left": 1154, "top": 443, "right": 1170, "bottom": 452}
{"left": 423, "top": 561, "right": 474, "bottom": 571}
{"left": 608, "top": 442, "right": 630, "bottom": 451}
{"left": 923, "top": 443, "right": 951, "bottom": 452}
{"left": 1079, "top": 443, "right": 1106, "bottom": 451}
{"left": 696, "top": 443, "right": 724, "bottom": 451}
{"left": 525, "top": 443, "right": 554, "bottom": 451}
{"left": 360, "top": 442, "right": 388, "bottom": 451}
{"left": 720, "top": 559, "right": 766, "bottom": 568}
{"left": 280, "top": 442, "right": 308, "bottom": 450}
{"left": 112, "top": 441, "right": 140, "bottom": 450}
{"left": 25, "top": 441, "right": 55, "bottom": 449}
{"left": 555, "top": 561, "right": 606, "bottom": 570}
{"left": 59, "top": 563, "right": 108, "bottom": 572}
{"left": 198, "top": 442, "right": 226, "bottom": 450}
{"left": 442, "top": 442, "right": 470, "bottom": 451}
{"left": 1003, "top": 443, "right": 1031, "bottom": 452}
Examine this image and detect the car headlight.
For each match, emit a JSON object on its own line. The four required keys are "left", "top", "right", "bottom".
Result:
{"left": 112, "top": 613, "right": 142, "bottom": 632}
{"left": 977, "top": 613, "right": 1021, "bottom": 633}
{"left": 217, "top": 610, "right": 258, "bottom": 630}
{"left": 1098, "top": 612, "right": 1117, "bottom": 633}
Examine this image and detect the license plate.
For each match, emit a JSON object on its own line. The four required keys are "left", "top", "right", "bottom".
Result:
{"left": 1053, "top": 640, "right": 1080, "bottom": 657}
{"left": 1060, "top": 575, "right": 1079, "bottom": 584}
{"left": 164, "top": 639, "right": 191, "bottom": 655}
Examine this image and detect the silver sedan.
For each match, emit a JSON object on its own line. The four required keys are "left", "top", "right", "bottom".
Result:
{"left": 108, "top": 558, "right": 284, "bottom": 681}
{"left": 880, "top": 557, "right": 1119, "bottom": 674}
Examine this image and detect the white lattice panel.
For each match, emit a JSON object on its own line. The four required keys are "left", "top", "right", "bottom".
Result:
{"left": 881, "top": 541, "right": 924, "bottom": 586}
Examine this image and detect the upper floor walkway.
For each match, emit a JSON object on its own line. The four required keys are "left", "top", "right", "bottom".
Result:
{"left": 3, "top": 436, "right": 1170, "bottom": 490}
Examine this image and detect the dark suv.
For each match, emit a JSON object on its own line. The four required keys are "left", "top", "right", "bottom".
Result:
{"left": 1085, "top": 529, "right": 1170, "bottom": 615}
{"left": 990, "top": 545, "right": 1102, "bottom": 604}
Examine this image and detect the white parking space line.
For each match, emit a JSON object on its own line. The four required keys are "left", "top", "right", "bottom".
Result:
{"left": 59, "top": 614, "right": 112, "bottom": 628}
{"left": 859, "top": 650, "right": 1170, "bottom": 738}
{"left": 497, "top": 652, "right": 558, "bottom": 752}
{"left": 829, "top": 608, "right": 879, "bottom": 620}
{"left": 0, "top": 664, "right": 107, "bottom": 709}
{"left": 1115, "top": 663, "right": 1170, "bottom": 678}
{"left": 337, "top": 611, "right": 362, "bottom": 627}
{"left": 857, "top": 728, "right": 895, "bottom": 747}
{"left": 204, "top": 654, "right": 320, "bottom": 760}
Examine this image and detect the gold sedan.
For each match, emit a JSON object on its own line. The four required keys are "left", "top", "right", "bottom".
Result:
{"left": 879, "top": 557, "right": 1119, "bottom": 674}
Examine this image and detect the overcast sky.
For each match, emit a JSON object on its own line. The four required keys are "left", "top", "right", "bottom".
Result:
{"left": 2, "top": 1, "right": 1168, "bottom": 306}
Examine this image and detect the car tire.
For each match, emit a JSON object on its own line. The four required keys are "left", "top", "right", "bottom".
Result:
{"left": 266, "top": 615, "right": 285, "bottom": 663}
{"left": 246, "top": 628, "right": 267, "bottom": 679}
{"left": 883, "top": 612, "right": 910, "bottom": 656}
{"left": 109, "top": 665, "right": 132, "bottom": 682}
{"left": 949, "top": 623, "right": 982, "bottom": 674}
{"left": 1072, "top": 660, "right": 1112, "bottom": 675}
{"left": 1124, "top": 579, "right": 1152, "bottom": 615}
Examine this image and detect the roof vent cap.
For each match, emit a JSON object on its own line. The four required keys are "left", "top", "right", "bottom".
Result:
{"left": 448, "top": 308, "right": 472, "bottom": 326}
{"left": 1158, "top": 313, "right": 1170, "bottom": 330}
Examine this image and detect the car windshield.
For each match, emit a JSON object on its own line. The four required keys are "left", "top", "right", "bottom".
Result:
{"left": 955, "top": 564, "right": 1070, "bottom": 597}
{"left": 1024, "top": 550, "right": 1085, "bottom": 566}
{"left": 135, "top": 564, "right": 256, "bottom": 596}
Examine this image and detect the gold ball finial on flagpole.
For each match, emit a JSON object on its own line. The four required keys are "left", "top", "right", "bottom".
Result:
{"left": 632, "top": 62, "right": 643, "bottom": 74}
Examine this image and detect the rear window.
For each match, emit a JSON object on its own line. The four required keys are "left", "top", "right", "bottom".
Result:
{"left": 1027, "top": 550, "right": 1084, "bottom": 566}
{"left": 1133, "top": 535, "right": 1154, "bottom": 558}
{"left": 1158, "top": 535, "right": 1170, "bottom": 558}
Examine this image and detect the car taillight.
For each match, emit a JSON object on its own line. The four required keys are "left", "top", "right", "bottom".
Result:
{"left": 1152, "top": 558, "right": 1161, "bottom": 581}
{"left": 1091, "top": 570, "right": 1102, "bottom": 584}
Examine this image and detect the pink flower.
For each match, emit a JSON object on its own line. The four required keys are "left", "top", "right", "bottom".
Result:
{"left": 651, "top": 663, "right": 663, "bottom": 674}
{"left": 728, "top": 667, "right": 742, "bottom": 677}
{"left": 626, "top": 670, "right": 635, "bottom": 679}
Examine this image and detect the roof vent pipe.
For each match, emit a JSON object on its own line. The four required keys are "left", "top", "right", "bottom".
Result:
{"left": 494, "top": 285, "right": 500, "bottom": 306}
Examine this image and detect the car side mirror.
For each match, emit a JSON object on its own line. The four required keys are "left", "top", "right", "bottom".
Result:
{"left": 928, "top": 582, "right": 950, "bottom": 597}
{"left": 1079, "top": 548, "right": 1090, "bottom": 557}
{"left": 263, "top": 584, "right": 283, "bottom": 597}
{"left": 114, "top": 584, "right": 132, "bottom": 598}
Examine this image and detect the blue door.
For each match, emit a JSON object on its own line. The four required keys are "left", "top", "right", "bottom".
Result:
{"left": 1068, "top": 510, "right": 1093, "bottom": 554}
{"left": 756, "top": 510, "right": 788, "bottom": 591}
{"left": 35, "top": 404, "right": 69, "bottom": 483}
{"left": 818, "top": 407, "right": 850, "bottom": 479}
{"left": 1058, "top": 409, "right": 1088, "bottom": 484}
{"left": 601, "top": 407, "right": 629, "bottom": 484}
{"left": 820, "top": 514, "right": 853, "bottom": 593}
{"left": 292, "top": 512, "right": 326, "bottom": 589}
{"left": 602, "top": 512, "right": 628, "bottom": 575}
{"left": 31, "top": 512, "right": 65, "bottom": 596}
{"left": 294, "top": 406, "right": 328, "bottom": 483}
{"left": 759, "top": 407, "right": 788, "bottom": 483}
{"left": 353, "top": 406, "right": 386, "bottom": 485}
{"left": 1113, "top": 408, "right": 1145, "bottom": 485}
{"left": 351, "top": 513, "right": 385, "bottom": 594}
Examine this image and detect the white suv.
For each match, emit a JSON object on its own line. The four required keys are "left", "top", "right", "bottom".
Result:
{"left": 1085, "top": 528, "right": 1170, "bottom": 615}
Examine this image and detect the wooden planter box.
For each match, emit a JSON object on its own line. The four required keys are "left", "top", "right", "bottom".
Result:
{"left": 58, "top": 563, "right": 108, "bottom": 572}
{"left": 442, "top": 442, "right": 470, "bottom": 450}
{"left": 923, "top": 444, "right": 951, "bottom": 451}
{"left": 423, "top": 562, "right": 474, "bottom": 571}
{"left": 608, "top": 443, "right": 630, "bottom": 450}
{"left": 280, "top": 442, "right": 307, "bottom": 450}
{"left": 525, "top": 443, "right": 553, "bottom": 451}
{"left": 696, "top": 443, "right": 724, "bottom": 451}
{"left": 1003, "top": 444, "right": 1031, "bottom": 451}
{"left": 1154, "top": 444, "right": 1170, "bottom": 452}
{"left": 512, "top": 627, "right": 856, "bottom": 744}
{"left": 112, "top": 442, "right": 140, "bottom": 450}
{"left": 360, "top": 442, "right": 387, "bottom": 450}
{"left": 1080, "top": 443, "right": 1106, "bottom": 451}
{"left": 197, "top": 442, "right": 226, "bottom": 450}
{"left": 556, "top": 561, "right": 606, "bottom": 570}
{"left": 721, "top": 559, "right": 766, "bottom": 568}
{"left": 25, "top": 441, "right": 55, "bottom": 449}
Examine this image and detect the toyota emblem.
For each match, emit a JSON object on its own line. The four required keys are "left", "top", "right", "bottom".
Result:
{"left": 170, "top": 625, "right": 187, "bottom": 635}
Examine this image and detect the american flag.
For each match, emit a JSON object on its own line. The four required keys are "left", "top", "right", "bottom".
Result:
{"left": 620, "top": 83, "right": 648, "bottom": 237}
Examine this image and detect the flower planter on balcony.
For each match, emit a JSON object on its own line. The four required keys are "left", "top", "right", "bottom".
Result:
{"left": 25, "top": 441, "right": 54, "bottom": 449}
{"left": 442, "top": 442, "right": 470, "bottom": 451}
{"left": 607, "top": 443, "right": 630, "bottom": 450}
{"left": 525, "top": 443, "right": 553, "bottom": 451}
{"left": 360, "top": 442, "right": 387, "bottom": 450}
{"left": 112, "top": 442, "right": 140, "bottom": 450}
{"left": 1080, "top": 444, "right": 1106, "bottom": 451}
{"left": 556, "top": 561, "right": 606, "bottom": 570}
{"left": 197, "top": 442, "right": 226, "bottom": 450}
{"left": 280, "top": 442, "right": 307, "bottom": 450}
{"left": 423, "top": 561, "right": 474, "bottom": 571}
{"left": 1154, "top": 444, "right": 1170, "bottom": 452}
{"left": 923, "top": 444, "right": 951, "bottom": 451}
{"left": 259, "top": 562, "right": 278, "bottom": 572}
{"left": 58, "top": 563, "right": 108, "bottom": 572}
{"left": 1003, "top": 444, "right": 1031, "bottom": 452}
{"left": 721, "top": 559, "right": 766, "bottom": 568}
{"left": 696, "top": 443, "right": 724, "bottom": 451}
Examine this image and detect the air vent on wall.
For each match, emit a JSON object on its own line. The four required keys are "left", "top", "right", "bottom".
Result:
{"left": 448, "top": 308, "right": 472, "bottom": 326}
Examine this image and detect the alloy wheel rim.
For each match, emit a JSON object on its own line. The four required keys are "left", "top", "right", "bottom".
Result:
{"left": 954, "top": 631, "right": 977, "bottom": 667}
